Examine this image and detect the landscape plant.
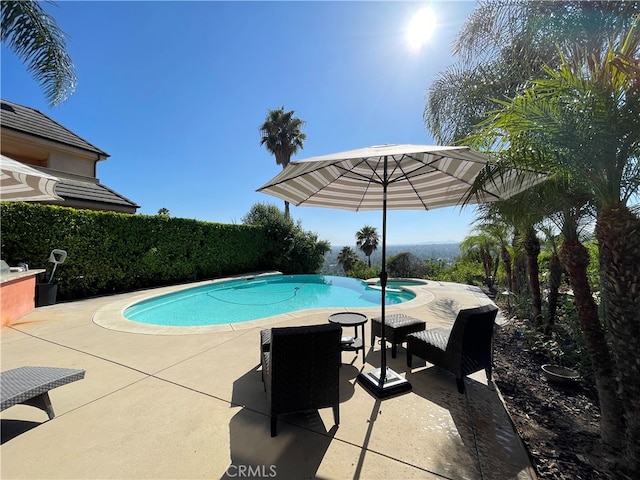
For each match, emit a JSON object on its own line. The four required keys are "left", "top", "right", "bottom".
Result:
{"left": 345, "top": 260, "right": 380, "bottom": 282}
{"left": 386, "top": 252, "right": 426, "bottom": 278}
{"left": 241, "top": 202, "right": 330, "bottom": 274}
{"left": 259, "top": 107, "right": 306, "bottom": 217}
{"left": 0, "top": 202, "right": 266, "bottom": 300}
{"left": 355, "top": 225, "right": 379, "bottom": 268}
{"left": 425, "top": 3, "right": 639, "bottom": 470}
{"left": 1, "top": 0, "right": 76, "bottom": 106}
{"left": 336, "top": 246, "right": 359, "bottom": 274}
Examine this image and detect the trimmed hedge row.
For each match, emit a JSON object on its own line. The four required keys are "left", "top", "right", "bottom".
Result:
{"left": 0, "top": 203, "right": 268, "bottom": 300}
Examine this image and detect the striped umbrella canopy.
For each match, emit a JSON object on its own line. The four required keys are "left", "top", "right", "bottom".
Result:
{"left": 0, "top": 154, "right": 63, "bottom": 202}
{"left": 257, "top": 144, "right": 547, "bottom": 396}
{"left": 257, "top": 144, "right": 545, "bottom": 211}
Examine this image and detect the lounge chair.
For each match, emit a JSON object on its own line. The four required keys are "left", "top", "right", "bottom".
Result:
{"left": 1, "top": 366, "right": 85, "bottom": 419}
{"left": 260, "top": 323, "right": 341, "bottom": 437}
{"left": 406, "top": 304, "right": 498, "bottom": 394}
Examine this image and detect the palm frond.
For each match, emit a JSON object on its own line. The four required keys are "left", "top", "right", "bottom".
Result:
{"left": 1, "top": 0, "right": 76, "bottom": 106}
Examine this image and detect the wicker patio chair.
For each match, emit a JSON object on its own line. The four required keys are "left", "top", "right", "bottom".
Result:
{"left": 260, "top": 323, "right": 341, "bottom": 437}
{"left": 1, "top": 366, "right": 85, "bottom": 419}
{"left": 406, "top": 304, "right": 498, "bottom": 394}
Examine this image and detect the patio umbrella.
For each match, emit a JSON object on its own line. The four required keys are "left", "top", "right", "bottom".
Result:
{"left": 0, "top": 154, "right": 63, "bottom": 202}
{"left": 257, "top": 144, "right": 547, "bottom": 398}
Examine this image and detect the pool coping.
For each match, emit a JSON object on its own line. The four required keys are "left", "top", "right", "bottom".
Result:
{"left": 92, "top": 273, "right": 436, "bottom": 335}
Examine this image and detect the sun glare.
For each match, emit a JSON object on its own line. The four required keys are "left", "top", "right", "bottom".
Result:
{"left": 407, "top": 7, "right": 436, "bottom": 50}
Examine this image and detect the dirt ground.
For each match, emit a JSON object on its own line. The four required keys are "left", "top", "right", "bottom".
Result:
{"left": 492, "top": 317, "right": 620, "bottom": 480}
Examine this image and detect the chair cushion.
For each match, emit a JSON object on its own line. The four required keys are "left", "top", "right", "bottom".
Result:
{"left": 407, "top": 328, "right": 450, "bottom": 367}
{"left": 371, "top": 314, "right": 426, "bottom": 341}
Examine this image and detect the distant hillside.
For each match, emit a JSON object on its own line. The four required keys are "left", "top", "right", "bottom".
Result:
{"left": 322, "top": 243, "right": 460, "bottom": 275}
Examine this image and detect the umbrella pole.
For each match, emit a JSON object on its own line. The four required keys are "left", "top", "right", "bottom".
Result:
{"left": 379, "top": 167, "right": 388, "bottom": 385}
{"left": 356, "top": 155, "right": 411, "bottom": 398}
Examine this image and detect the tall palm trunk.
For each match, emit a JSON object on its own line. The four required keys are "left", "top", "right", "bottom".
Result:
{"left": 482, "top": 252, "right": 494, "bottom": 288}
{"left": 501, "top": 245, "right": 514, "bottom": 293}
{"left": 545, "top": 252, "right": 563, "bottom": 332}
{"left": 595, "top": 203, "right": 640, "bottom": 472}
{"left": 284, "top": 201, "right": 290, "bottom": 218}
{"left": 512, "top": 231, "right": 528, "bottom": 296}
{"left": 522, "top": 229, "right": 542, "bottom": 324}
{"left": 512, "top": 250, "right": 528, "bottom": 296}
{"left": 559, "top": 239, "right": 625, "bottom": 451}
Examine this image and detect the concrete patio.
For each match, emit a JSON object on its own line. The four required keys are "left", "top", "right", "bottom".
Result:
{"left": 1, "top": 278, "right": 536, "bottom": 479}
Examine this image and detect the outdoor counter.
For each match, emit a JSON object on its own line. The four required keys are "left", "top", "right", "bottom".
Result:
{"left": 1, "top": 269, "right": 46, "bottom": 327}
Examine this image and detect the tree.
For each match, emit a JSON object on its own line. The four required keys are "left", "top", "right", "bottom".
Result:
{"left": 355, "top": 225, "right": 379, "bottom": 268}
{"left": 474, "top": 211, "right": 514, "bottom": 292}
{"left": 259, "top": 107, "right": 306, "bottom": 217}
{"left": 336, "top": 246, "right": 358, "bottom": 274}
{"left": 465, "top": 13, "right": 640, "bottom": 471}
{"left": 425, "top": 3, "right": 639, "bottom": 467}
{"left": 242, "top": 202, "right": 329, "bottom": 274}
{"left": 1, "top": 0, "right": 76, "bottom": 106}
{"left": 386, "top": 252, "right": 426, "bottom": 278}
{"left": 425, "top": 1, "right": 638, "bottom": 144}
{"left": 157, "top": 207, "right": 170, "bottom": 217}
{"left": 474, "top": 187, "right": 547, "bottom": 323}
{"left": 459, "top": 232, "right": 499, "bottom": 289}
{"left": 538, "top": 224, "right": 565, "bottom": 330}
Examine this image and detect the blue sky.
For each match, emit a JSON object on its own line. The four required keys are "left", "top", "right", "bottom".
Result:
{"left": 1, "top": 0, "right": 480, "bottom": 246}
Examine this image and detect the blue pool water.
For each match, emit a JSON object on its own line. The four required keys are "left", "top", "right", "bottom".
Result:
{"left": 124, "top": 274, "right": 415, "bottom": 326}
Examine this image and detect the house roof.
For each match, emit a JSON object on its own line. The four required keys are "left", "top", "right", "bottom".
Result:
{"left": 53, "top": 169, "right": 139, "bottom": 209}
{"left": 0, "top": 99, "right": 138, "bottom": 212}
{"left": 37, "top": 166, "right": 140, "bottom": 212}
{"left": 0, "top": 99, "right": 109, "bottom": 157}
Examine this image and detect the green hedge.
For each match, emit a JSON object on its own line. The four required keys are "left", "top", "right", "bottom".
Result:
{"left": 1, "top": 203, "right": 268, "bottom": 300}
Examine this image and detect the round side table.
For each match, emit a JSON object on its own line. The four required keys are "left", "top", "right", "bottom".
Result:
{"left": 328, "top": 312, "right": 368, "bottom": 364}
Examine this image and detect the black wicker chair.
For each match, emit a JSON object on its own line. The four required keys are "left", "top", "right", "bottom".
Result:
{"left": 260, "top": 323, "right": 341, "bottom": 437}
{"left": 406, "top": 304, "right": 499, "bottom": 394}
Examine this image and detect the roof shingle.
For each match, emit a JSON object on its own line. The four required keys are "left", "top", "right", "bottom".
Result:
{"left": 0, "top": 99, "right": 109, "bottom": 157}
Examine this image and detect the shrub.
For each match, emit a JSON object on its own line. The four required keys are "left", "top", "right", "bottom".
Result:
{"left": 1, "top": 203, "right": 266, "bottom": 300}
{"left": 387, "top": 252, "right": 427, "bottom": 278}
{"left": 346, "top": 259, "right": 380, "bottom": 281}
{"left": 242, "top": 203, "right": 330, "bottom": 274}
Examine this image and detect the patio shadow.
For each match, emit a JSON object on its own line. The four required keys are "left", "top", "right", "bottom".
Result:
{"left": 1, "top": 419, "right": 41, "bottom": 444}
{"left": 406, "top": 366, "right": 534, "bottom": 479}
{"left": 224, "top": 364, "right": 347, "bottom": 479}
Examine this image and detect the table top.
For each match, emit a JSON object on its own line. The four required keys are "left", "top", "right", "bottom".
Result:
{"left": 328, "top": 311, "right": 368, "bottom": 327}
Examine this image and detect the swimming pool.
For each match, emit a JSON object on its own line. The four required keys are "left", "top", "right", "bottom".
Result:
{"left": 124, "top": 274, "right": 415, "bottom": 327}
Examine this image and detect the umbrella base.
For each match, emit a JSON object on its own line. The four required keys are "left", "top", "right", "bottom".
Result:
{"left": 357, "top": 367, "right": 412, "bottom": 399}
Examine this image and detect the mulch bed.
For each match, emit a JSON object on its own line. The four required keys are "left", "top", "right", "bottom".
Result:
{"left": 492, "top": 317, "right": 619, "bottom": 479}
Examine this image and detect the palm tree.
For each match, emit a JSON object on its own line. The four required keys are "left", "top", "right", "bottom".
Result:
{"left": 469, "top": 19, "right": 640, "bottom": 469}
{"left": 425, "top": 3, "right": 638, "bottom": 465}
{"left": 472, "top": 212, "right": 513, "bottom": 291}
{"left": 336, "top": 246, "right": 358, "bottom": 274}
{"left": 425, "top": 1, "right": 638, "bottom": 145}
{"left": 538, "top": 224, "right": 563, "bottom": 330}
{"left": 475, "top": 185, "right": 546, "bottom": 323}
{"left": 259, "top": 107, "right": 306, "bottom": 217}
{"left": 355, "top": 226, "right": 379, "bottom": 268}
{"left": 459, "top": 232, "right": 499, "bottom": 289}
{"left": 1, "top": 0, "right": 76, "bottom": 106}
